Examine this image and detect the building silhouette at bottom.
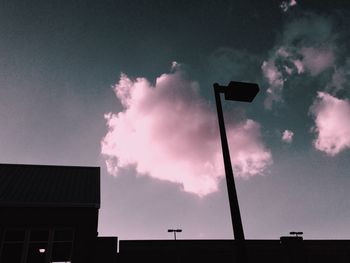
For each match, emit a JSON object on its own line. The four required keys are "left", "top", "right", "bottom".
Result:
{"left": 0, "top": 164, "right": 116, "bottom": 263}
{"left": 0, "top": 163, "right": 350, "bottom": 263}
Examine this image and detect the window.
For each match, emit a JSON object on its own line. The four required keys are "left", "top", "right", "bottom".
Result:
{"left": 51, "top": 229, "right": 74, "bottom": 263}
{"left": 27, "top": 242, "right": 47, "bottom": 263}
{"left": 0, "top": 228, "right": 74, "bottom": 263}
{"left": 30, "top": 229, "right": 49, "bottom": 242}
{"left": 4, "top": 229, "right": 25, "bottom": 242}
{"left": 1, "top": 243, "right": 24, "bottom": 263}
{"left": 0, "top": 229, "right": 26, "bottom": 263}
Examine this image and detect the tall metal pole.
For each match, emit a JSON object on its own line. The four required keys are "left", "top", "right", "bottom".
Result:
{"left": 214, "top": 84, "right": 245, "bottom": 241}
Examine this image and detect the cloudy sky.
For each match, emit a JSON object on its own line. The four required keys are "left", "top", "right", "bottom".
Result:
{"left": 1, "top": 0, "right": 350, "bottom": 240}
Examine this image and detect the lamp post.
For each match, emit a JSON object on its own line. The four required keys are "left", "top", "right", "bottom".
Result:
{"left": 168, "top": 229, "right": 182, "bottom": 240}
{"left": 213, "top": 81, "right": 259, "bottom": 241}
{"left": 290, "top": 232, "right": 303, "bottom": 237}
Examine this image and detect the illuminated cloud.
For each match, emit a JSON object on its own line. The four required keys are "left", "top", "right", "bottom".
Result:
{"left": 228, "top": 120, "right": 273, "bottom": 177}
{"left": 280, "top": 0, "right": 297, "bottom": 12}
{"left": 171, "top": 61, "right": 180, "bottom": 71}
{"left": 293, "top": 59, "right": 304, "bottom": 74}
{"left": 261, "top": 14, "right": 339, "bottom": 109}
{"left": 262, "top": 46, "right": 335, "bottom": 109}
{"left": 282, "top": 130, "right": 294, "bottom": 143}
{"left": 101, "top": 69, "right": 272, "bottom": 196}
{"left": 310, "top": 92, "right": 350, "bottom": 156}
{"left": 261, "top": 59, "right": 284, "bottom": 109}
{"left": 300, "top": 47, "right": 335, "bottom": 76}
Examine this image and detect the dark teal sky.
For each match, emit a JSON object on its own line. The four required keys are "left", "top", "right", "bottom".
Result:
{"left": 1, "top": 0, "right": 350, "bottom": 240}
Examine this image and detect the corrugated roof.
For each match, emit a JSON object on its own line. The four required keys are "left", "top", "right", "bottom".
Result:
{"left": 0, "top": 164, "right": 100, "bottom": 208}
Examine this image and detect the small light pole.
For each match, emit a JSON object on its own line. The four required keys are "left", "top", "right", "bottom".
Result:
{"left": 214, "top": 81, "right": 259, "bottom": 241}
{"left": 168, "top": 229, "right": 182, "bottom": 240}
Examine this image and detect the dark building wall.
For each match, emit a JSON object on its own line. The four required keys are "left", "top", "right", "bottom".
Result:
{"left": 96, "top": 237, "right": 118, "bottom": 263}
{"left": 118, "top": 240, "right": 282, "bottom": 263}
{"left": 0, "top": 207, "right": 98, "bottom": 263}
{"left": 118, "top": 239, "right": 350, "bottom": 263}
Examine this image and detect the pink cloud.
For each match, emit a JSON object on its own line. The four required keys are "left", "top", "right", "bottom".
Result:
{"left": 261, "top": 46, "right": 335, "bottom": 109}
{"left": 227, "top": 120, "right": 273, "bottom": 177}
{"left": 300, "top": 47, "right": 335, "bottom": 76}
{"left": 101, "top": 69, "right": 272, "bottom": 196}
{"left": 293, "top": 59, "right": 304, "bottom": 74}
{"left": 280, "top": 0, "right": 297, "bottom": 12}
{"left": 261, "top": 59, "right": 284, "bottom": 109}
{"left": 282, "top": 130, "right": 294, "bottom": 143}
{"left": 310, "top": 92, "right": 350, "bottom": 156}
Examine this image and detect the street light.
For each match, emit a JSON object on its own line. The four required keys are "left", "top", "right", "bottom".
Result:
{"left": 214, "top": 81, "right": 259, "bottom": 241}
{"left": 290, "top": 232, "right": 303, "bottom": 237}
{"left": 168, "top": 229, "right": 182, "bottom": 240}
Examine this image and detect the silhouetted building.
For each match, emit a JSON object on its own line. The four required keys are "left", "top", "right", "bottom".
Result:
{"left": 0, "top": 163, "right": 106, "bottom": 263}
{"left": 118, "top": 239, "right": 350, "bottom": 263}
{"left": 1, "top": 163, "right": 350, "bottom": 263}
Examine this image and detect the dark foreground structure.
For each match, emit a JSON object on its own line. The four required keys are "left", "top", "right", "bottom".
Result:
{"left": 119, "top": 239, "right": 350, "bottom": 263}
{"left": 1, "top": 163, "right": 350, "bottom": 263}
{"left": 0, "top": 164, "right": 116, "bottom": 263}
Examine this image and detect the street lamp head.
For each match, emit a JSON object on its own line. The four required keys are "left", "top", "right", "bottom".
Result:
{"left": 214, "top": 81, "right": 259, "bottom": 103}
{"left": 225, "top": 81, "right": 259, "bottom": 102}
{"left": 168, "top": 228, "right": 182, "bottom": 240}
{"left": 289, "top": 231, "right": 303, "bottom": 238}
{"left": 168, "top": 229, "right": 182, "bottom": 232}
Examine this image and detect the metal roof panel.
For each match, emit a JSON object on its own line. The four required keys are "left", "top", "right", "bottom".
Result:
{"left": 0, "top": 164, "right": 100, "bottom": 208}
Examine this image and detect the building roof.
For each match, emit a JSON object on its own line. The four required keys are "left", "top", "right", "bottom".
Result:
{"left": 0, "top": 163, "right": 100, "bottom": 208}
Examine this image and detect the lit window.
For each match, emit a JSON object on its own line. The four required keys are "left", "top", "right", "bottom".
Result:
{"left": 27, "top": 243, "right": 47, "bottom": 263}
{"left": 0, "top": 228, "right": 74, "bottom": 263}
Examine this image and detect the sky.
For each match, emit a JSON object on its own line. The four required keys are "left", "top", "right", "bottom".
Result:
{"left": 1, "top": 0, "right": 350, "bottom": 240}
